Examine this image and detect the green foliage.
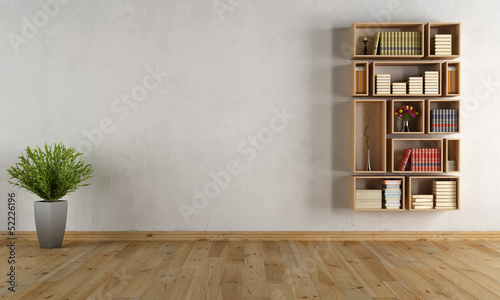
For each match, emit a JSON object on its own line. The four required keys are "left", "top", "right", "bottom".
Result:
{"left": 7, "top": 143, "right": 93, "bottom": 202}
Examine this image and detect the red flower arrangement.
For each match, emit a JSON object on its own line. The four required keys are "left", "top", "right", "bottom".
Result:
{"left": 394, "top": 105, "right": 418, "bottom": 121}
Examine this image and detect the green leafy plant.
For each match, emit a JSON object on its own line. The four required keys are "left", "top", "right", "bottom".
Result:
{"left": 7, "top": 143, "right": 93, "bottom": 202}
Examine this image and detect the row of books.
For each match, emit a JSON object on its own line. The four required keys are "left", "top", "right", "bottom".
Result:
{"left": 398, "top": 148, "right": 441, "bottom": 171}
{"left": 431, "top": 34, "right": 452, "bottom": 55}
{"left": 430, "top": 109, "right": 459, "bottom": 132}
{"left": 372, "top": 31, "right": 422, "bottom": 55}
{"left": 433, "top": 181, "right": 457, "bottom": 209}
{"left": 355, "top": 66, "right": 367, "bottom": 94}
{"left": 382, "top": 179, "right": 402, "bottom": 209}
{"left": 375, "top": 71, "right": 439, "bottom": 95}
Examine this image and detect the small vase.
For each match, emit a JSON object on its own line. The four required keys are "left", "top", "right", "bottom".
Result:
{"left": 366, "top": 149, "right": 371, "bottom": 171}
{"left": 400, "top": 120, "right": 410, "bottom": 132}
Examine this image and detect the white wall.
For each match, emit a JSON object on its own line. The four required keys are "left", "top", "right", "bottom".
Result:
{"left": 1, "top": 0, "right": 499, "bottom": 231}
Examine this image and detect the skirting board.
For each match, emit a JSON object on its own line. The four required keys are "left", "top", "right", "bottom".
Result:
{"left": 2, "top": 231, "right": 500, "bottom": 242}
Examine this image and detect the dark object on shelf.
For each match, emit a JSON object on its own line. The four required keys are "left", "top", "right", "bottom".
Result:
{"left": 363, "top": 37, "right": 368, "bottom": 55}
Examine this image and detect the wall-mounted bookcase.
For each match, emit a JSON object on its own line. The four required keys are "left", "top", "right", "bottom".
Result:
{"left": 444, "top": 139, "right": 460, "bottom": 173}
{"left": 443, "top": 61, "right": 460, "bottom": 96}
{"left": 406, "top": 176, "right": 459, "bottom": 211}
{"left": 426, "top": 99, "right": 460, "bottom": 133}
{"left": 350, "top": 176, "right": 405, "bottom": 211}
{"left": 425, "top": 23, "right": 460, "bottom": 59}
{"left": 371, "top": 62, "right": 442, "bottom": 97}
{"left": 350, "top": 100, "right": 386, "bottom": 173}
{"left": 388, "top": 100, "right": 425, "bottom": 134}
{"left": 349, "top": 22, "right": 461, "bottom": 211}
{"left": 351, "top": 61, "right": 369, "bottom": 96}
{"left": 388, "top": 138, "right": 444, "bottom": 173}
{"left": 350, "top": 22, "right": 424, "bottom": 59}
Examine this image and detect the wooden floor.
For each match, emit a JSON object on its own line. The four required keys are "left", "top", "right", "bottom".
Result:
{"left": 1, "top": 240, "right": 500, "bottom": 299}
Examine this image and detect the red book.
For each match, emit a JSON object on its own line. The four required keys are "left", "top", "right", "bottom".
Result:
{"left": 398, "top": 149, "right": 412, "bottom": 171}
{"left": 416, "top": 148, "right": 420, "bottom": 171}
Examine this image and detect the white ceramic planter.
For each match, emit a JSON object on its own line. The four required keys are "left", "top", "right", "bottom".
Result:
{"left": 34, "top": 200, "right": 68, "bottom": 248}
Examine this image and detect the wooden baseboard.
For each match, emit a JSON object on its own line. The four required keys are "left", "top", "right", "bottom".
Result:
{"left": 2, "top": 231, "right": 500, "bottom": 242}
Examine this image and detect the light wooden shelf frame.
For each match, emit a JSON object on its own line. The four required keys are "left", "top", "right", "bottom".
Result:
{"left": 425, "top": 22, "right": 460, "bottom": 59}
{"left": 388, "top": 138, "right": 444, "bottom": 173}
{"left": 371, "top": 62, "right": 442, "bottom": 97}
{"left": 388, "top": 99, "right": 425, "bottom": 134}
{"left": 350, "top": 100, "right": 387, "bottom": 173}
{"left": 426, "top": 99, "right": 460, "bottom": 134}
{"left": 350, "top": 22, "right": 424, "bottom": 59}
{"left": 350, "top": 176, "right": 405, "bottom": 211}
{"left": 406, "top": 176, "right": 460, "bottom": 211}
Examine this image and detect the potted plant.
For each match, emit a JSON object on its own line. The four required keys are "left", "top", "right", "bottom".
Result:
{"left": 7, "top": 143, "right": 93, "bottom": 248}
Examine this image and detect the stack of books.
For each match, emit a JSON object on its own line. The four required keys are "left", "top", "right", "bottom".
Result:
{"left": 408, "top": 77, "right": 423, "bottom": 95}
{"left": 447, "top": 160, "right": 457, "bottom": 171}
{"left": 433, "top": 181, "right": 457, "bottom": 209}
{"left": 355, "top": 190, "right": 382, "bottom": 209}
{"left": 392, "top": 82, "right": 407, "bottom": 95}
{"left": 376, "top": 74, "right": 391, "bottom": 94}
{"left": 411, "top": 194, "right": 434, "bottom": 210}
{"left": 382, "top": 179, "right": 402, "bottom": 209}
{"left": 430, "top": 109, "right": 459, "bottom": 132}
{"left": 432, "top": 34, "right": 452, "bottom": 55}
{"left": 424, "top": 71, "right": 439, "bottom": 95}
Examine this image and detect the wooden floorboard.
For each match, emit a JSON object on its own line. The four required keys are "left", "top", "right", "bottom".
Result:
{"left": 0, "top": 240, "right": 499, "bottom": 299}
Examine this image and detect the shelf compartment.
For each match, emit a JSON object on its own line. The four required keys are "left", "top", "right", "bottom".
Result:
{"left": 426, "top": 99, "right": 460, "bottom": 134}
{"left": 444, "top": 139, "right": 460, "bottom": 173}
{"left": 388, "top": 138, "right": 443, "bottom": 173}
{"left": 350, "top": 22, "right": 424, "bottom": 59}
{"left": 388, "top": 100, "right": 425, "bottom": 134}
{"left": 425, "top": 22, "right": 460, "bottom": 59}
{"left": 406, "top": 176, "right": 460, "bottom": 211}
{"left": 350, "top": 100, "right": 386, "bottom": 173}
{"left": 443, "top": 61, "right": 460, "bottom": 96}
{"left": 351, "top": 61, "right": 369, "bottom": 96}
{"left": 350, "top": 176, "right": 405, "bottom": 211}
{"left": 371, "top": 62, "right": 442, "bottom": 97}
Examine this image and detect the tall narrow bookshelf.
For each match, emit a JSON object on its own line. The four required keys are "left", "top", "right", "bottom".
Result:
{"left": 349, "top": 22, "right": 461, "bottom": 211}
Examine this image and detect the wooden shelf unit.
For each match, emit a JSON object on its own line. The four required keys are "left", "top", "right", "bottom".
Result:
{"left": 426, "top": 99, "right": 460, "bottom": 134}
{"left": 371, "top": 62, "right": 442, "bottom": 97}
{"left": 350, "top": 176, "right": 405, "bottom": 211}
{"left": 388, "top": 138, "right": 444, "bottom": 173}
{"left": 406, "top": 176, "right": 459, "bottom": 211}
{"left": 425, "top": 22, "right": 460, "bottom": 59}
{"left": 443, "top": 61, "right": 460, "bottom": 96}
{"left": 350, "top": 22, "right": 424, "bottom": 59}
{"left": 444, "top": 139, "right": 460, "bottom": 173}
{"left": 349, "top": 22, "right": 461, "bottom": 212}
{"left": 350, "top": 100, "right": 386, "bottom": 173}
{"left": 388, "top": 99, "right": 425, "bottom": 134}
{"left": 351, "top": 61, "right": 369, "bottom": 96}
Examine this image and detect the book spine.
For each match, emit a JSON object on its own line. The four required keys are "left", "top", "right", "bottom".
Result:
{"left": 437, "top": 148, "right": 441, "bottom": 171}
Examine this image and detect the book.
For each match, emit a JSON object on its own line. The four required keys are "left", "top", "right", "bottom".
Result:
{"left": 398, "top": 149, "right": 412, "bottom": 171}
{"left": 448, "top": 66, "right": 458, "bottom": 94}
{"left": 373, "top": 32, "right": 381, "bottom": 55}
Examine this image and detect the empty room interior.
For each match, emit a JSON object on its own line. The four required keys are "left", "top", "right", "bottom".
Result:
{"left": 1, "top": 0, "right": 500, "bottom": 299}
